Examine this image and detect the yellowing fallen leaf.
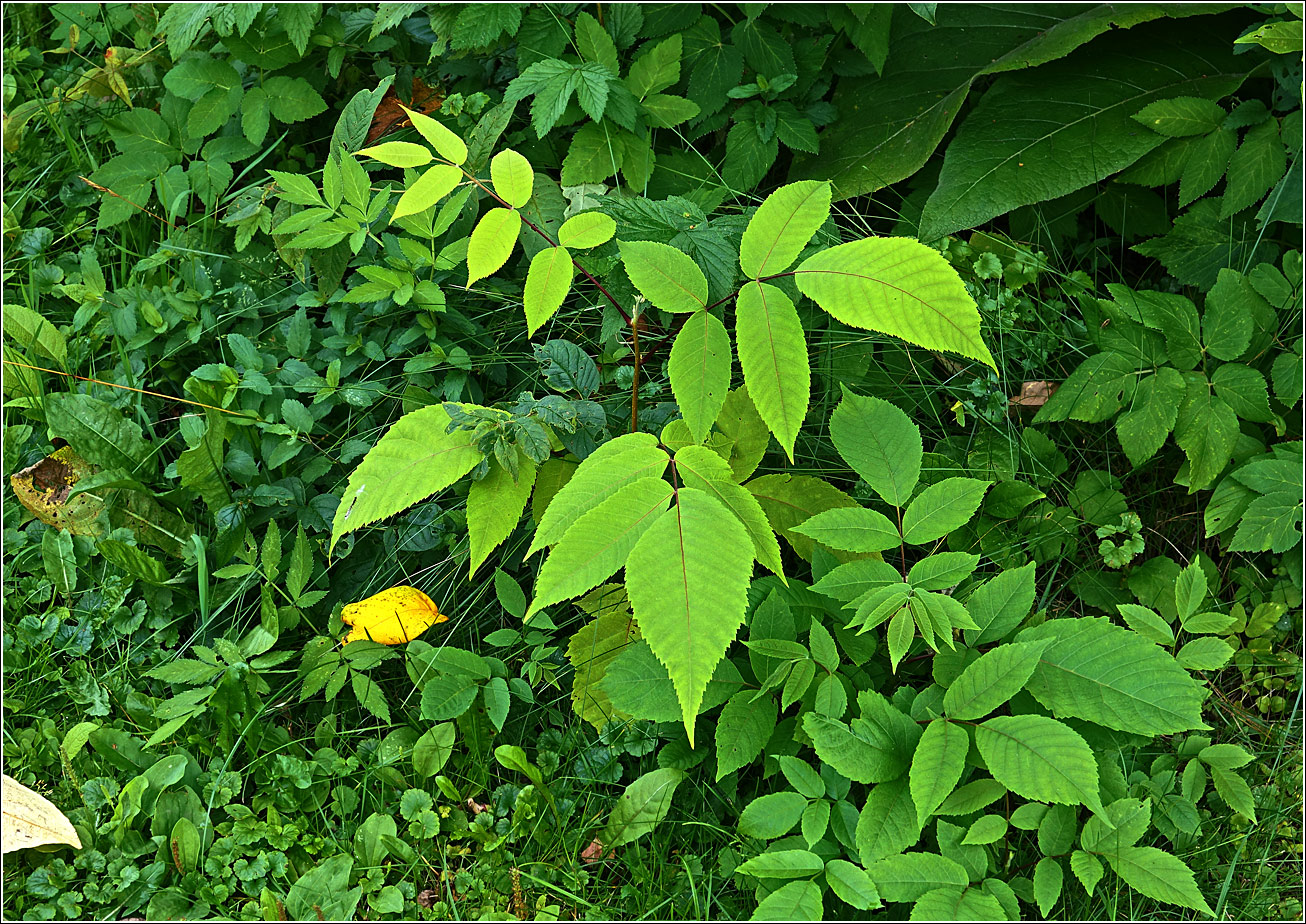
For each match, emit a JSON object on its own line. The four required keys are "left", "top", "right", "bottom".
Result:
{"left": 1, "top": 774, "right": 81, "bottom": 853}
{"left": 341, "top": 586, "right": 446, "bottom": 645}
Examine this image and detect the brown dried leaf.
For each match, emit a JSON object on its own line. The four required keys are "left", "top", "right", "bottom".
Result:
{"left": 1009, "top": 380, "right": 1058, "bottom": 407}
{"left": 580, "top": 838, "right": 615, "bottom": 864}
{"left": 366, "top": 78, "right": 445, "bottom": 146}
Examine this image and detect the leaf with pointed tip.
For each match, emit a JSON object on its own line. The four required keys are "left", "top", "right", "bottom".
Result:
{"left": 668, "top": 310, "right": 732, "bottom": 444}
{"left": 331, "top": 405, "right": 482, "bottom": 551}
{"left": 467, "top": 453, "right": 537, "bottom": 578}
{"left": 625, "top": 489, "right": 754, "bottom": 745}
{"left": 975, "top": 714, "right": 1104, "bottom": 813}
{"left": 674, "top": 446, "right": 784, "bottom": 580}
{"left": 739, "top": 180, "right": 832, "bottom": 278}
{"left": 620, "top": 239, "right": 708, "bottom": 312}
{"left": 467, "top": 208, "right": 522, "bottom": 286}
{"left": 526, "top": 477, "right": 674, "bottom": 620}
{"left": 524, "top": 246, "right": 574, "bottom": 335}
{"left": 829, "top": 390, "right": 921, "bottom": 507}
{"left": 490, "top": 148, "right": 533, "bottom": 207}
{"left": 736, "top": 281, "right": 809, "bottom": 461}
{"left": 910, "top": 718, "right": 969, "bottom": 827}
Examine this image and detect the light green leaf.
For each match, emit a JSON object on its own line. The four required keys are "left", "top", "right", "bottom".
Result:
{"left": 1034, "top": 857, "right": 1064, "bottom": 916}
{"left": 621, "top": 239, "right": 708, "bottom": 312}
{"left": 975, "top": 714, "right": 1103, "bottom": 813}
{"left": 466, "top": 453, "right": 537, "bottom": 578}
{"left": 856, "top": 778, "right": 922, "bottom": 863}
{"left": 467, "top": 207, "right": 522, "bottom": 286}
{"left": 642, "top": 93, "right": 701, "bottom": 128}
{"left": 824, "top": 859, "right": 882, "bottom": 910}
{"left": 963, "top": 814, "right": 1009, "bottom": 846}
{"left": 1070, "top": 850, "right": 1104, "bottom": 896}
{"left": 803, "top": 700, "right": 916, "bottom": 785}
{"left": 668, "top": 310, "right": 732, "bottom": 444}
{"left": 524, "top": 246, "right": 574, "bottom": 335}
{"left": 406, "top": 107, "right": 468, "bottom": 164}
{"left": 900, "top": 477, "right": 991, "bottom": 545}
{"left": 1081, "top": 798, "right": 1152, "bottom": 853}
{"left": 738, "top": 791, "right": 806, "bottom": 839}
{"left": 752, "top": 880, "right": 823, "bottom": 921}
{"left": 331, "top": 405, "right": 481, "bottom": 550}
{"left": 673, "top": 446, "right": 784, "bottom": 580}
{"left": 626, "top": 33, "right": 682, "bottom": 99}
{"left": 392, "top": 163, "right": 462, "bottom": 221}
{"left": 527, "top": 477, "right": 674, "bottom": 620}
{"left": 575, "top": 11, "right": 619, "bottom": 74}
{"left": 1173, "top": 559, "right": 1207, "bottom": 621}
{"left": 1116, "top": 604, "right": 1175, "bottom": 647}
{"left": 943, "top": 640, "right": 1048, "bottom": 720}
{"left": 794, "top": 507, "right": 900, "bottom": 553}
{"left": 739, "top": 180, "right": 832, "bottom": 279}
{"left": 490, "top": 148, "right": 533, "bottom": 208}
{"left": 557, "top": 211, "right": 616, "bottom": 248}
{"left": 828, "top": 389, "right": 921, "bottom": 506}
{"left": 1018, "top": 616, "right": 1207, "bottom": 735}
{"left": 1212, "top": 362, "right": 1274, "bottom": 423}
{"left": 45, "top": 393, "right": 151, "bottom": 475}
{"left": 796, "top": 238, "right": 995, "bottom": 369}
{"left": 910, "top": 719, "right": 969, "bottom": 826}
{"left": 601, "top": 767, "right": 685, "bottom": 848}
{"left": 887, "top": 606, "right": 915, "bottom": 672}
{"left": 567, "top": 594, "right": 639, "bottom": 730}
{"left": 625, "top": 489, "right": 753, "bottom": 745}
{"left": 737, "top": 849, "right": 825, "bottom": 879}
{"left": 357, "top": 141, "right": 432, "bottom": 168}
{"left": 867, "top": 852, "right": 969, "bottom": 903}
{"left": 1102, "top": 846, "right": 1213, "bottom": 915}
{"left": 1203, "top": 268, "right": 1256, "bottom": 360}
{"left": 528, "top": 433, "right": 669, "bottom": 555}
{"left": 735, "top": 281, "right": 809, "bottom": 461}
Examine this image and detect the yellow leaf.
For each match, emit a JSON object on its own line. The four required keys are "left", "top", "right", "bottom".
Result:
{"left": 1, "top": 774, "right": 81, "bottom": 854}
{"left": 341, "top": 586, "right": 447, "bottom": 645}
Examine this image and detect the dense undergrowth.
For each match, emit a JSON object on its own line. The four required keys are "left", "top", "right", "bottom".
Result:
{"left": 1, "top": 3, "right": 1302, "bottom": 921}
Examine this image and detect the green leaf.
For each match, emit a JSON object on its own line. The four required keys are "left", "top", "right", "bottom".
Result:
{"left": 620, "top": 239, "right": 708, "bottom": 312}
{"left": 567, "top": 594, "right": 638, "bottom": 730}
{"left": 412, "top": 723, "right": 455, "bottom": 778}
{"left": 626, "top": 33, "right": 682, "bottom": 99}
{"left": 747, "top": 474, "right": 859, "bottom": 562}
{"left": 828, "top": 390, "right": 922, "bottom": 507}
{"left": 796, "top": 238, "right": 994, "bottom": 369}
{"left": 4, "top": 302, "right": 67, "bottom": 367}
{"left": 1115, "top": 366, "right": 1186, "bottom": 467}
{"left": 752, "top": 880, "right": 823, "bottom": 921}
{"left": 420, "top": 674, "right": 478, "bottom": 721}
{"left": 803, "top": 710, "right": 911, "bottom": 785}
{"left": 357, "top": 141, "right": 432, "bottom": 168}
{"left": 1176, "top": 637, "right": 1234, "bottom": 671}
{"left": 1018, "top": 616, "right": 1206, "bottom": 735}
{"left": 265, "top": 76, "right": 327, "bottom": 123}
{"left": 856, "top": 778, "right": 922, "bottom": 863}
{"left": 918, "top": 27, "right": 1249, "bottom": 239}
{"left": 1034, "top": 857, "right": 1065, "bottom": 916}
{"left": 1132, "top": 198, "right": 1277, "bottom": 291}
{"left": 1203, "top": 268, "right": 1257, "bottom": 361}
{"left": 45, "top": 393, "right": 151, "bottom": 475}
{"left": 1102, "top": 846, "right": 1213, "bottom": 915}
{"left": 601, "top": 768, "right": 685, "bottom": 848}
{"left": 943, "top": 640, "right": 1048, "bottom": 720}
{"left": 1035, "top": 352, "right": 1138, "bottom": 424}
{"left": 962, "top": 814, "right": 1009, "bottom": 846}
{"left": 467, "top": 208, "right": 522, "bottom": 286}
{"left": 523, "top": 246, "right": 574, "bottom": 335}
{"left": 935, "top": 779, "right": 1007, "bottom": 816}
{"left": 1178, "top": 126, "right": 1236, "bottom": 207}
{"left": 490, "top": 149, "right": 533, "bottom": 208}
{"left": 735, "top": 282, "right": 809, "bottom": 461}
{"left": 1174, "top": 375, "right": 1238, "bottom": 491}
{"left": 1133, "top": 96, "right": 1227, "bottom": 137}
{"left": 406, "top": 108, "right": 468, "bottom": 164}
{"left": 285, "top": 856, "right": 360, "bottom": 923}
{"left": 738, "top": 791, "right": 806, "bottom": 839}
{"left": 724, "top": 119, "right": 779, "bottom": 190}
{"left": 1199, "top": 743, "right": 1253, "bottom": 771}
{"left": 331, "top": 405, "right": 482, "bottom": 551}
{"left": 1221, "top": 119, "right": 1286, "bottom": 219}
{"left": 558, "top": 211, "right": 616, "bottom": 248}
{"left": 737, "top": 849, "right": 825, "bottom": 879}
{"left": 867, "top": 852, "right": 968, "bottom": 903}
{"left": 393, "top": 164, "right": 462, "bottom": 221}
{"left": 668, "top": 310, "right": 732, "bottom": 444}
{"left": 575, "top": 11, "right": 619, "bottom": 74}
{"left": 528, "top": 433, "right": 668, "bottom": 554}
{"left": 673, "top": 446, "right": 784, "bottom": 580}
{"left": 1212, "top": 363, "right": 1274, "bottom": 423}
{"left": 1229, "top": 491, "right": 1302, "bottom": 553}
{"left": 1116, "top": 604, "right": 1175, "bottom": 647}
{"left": 824, "top": 859, "right": 882, "bottom": 911}
{"left": 794, "top": 508, "right": 900, "bottom": 553}
{"left": 910, "top": 719, "right": 969, "bottom": 826}
{"left": 527, "top": 477, "right": 674, "bottom": 620}
{"left": 716, "top": 691, "right": 777, "bottom": 781}
{"left": 643, "top": 93, "right": 700, "bottom": 128}
{"left": 467, "top": 453, "right": 537, "bottom": 578}
{"left": 1070, "top": 850, "right": 1104, "bottom": 896}
{"left": 886, "top": 606, "right": 914, "bottom": 672}
{"left": 625, "top": 489, "right": 753, "bottom": 745}
{"left": 975, "top": 715, "right": 1103, "bottom": 813}
{"left": 901, "top": 478, "right": 990, "bottom": 545}
{"left": 739, "top": 180, "right": 832, "bottom": 279}
{"left": 906, "top": 552, "right": 979, "bottom": 591}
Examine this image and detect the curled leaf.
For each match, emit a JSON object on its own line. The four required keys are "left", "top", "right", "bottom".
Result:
{"left": 341, "top": 586, "right": 447, "bottom": 645}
